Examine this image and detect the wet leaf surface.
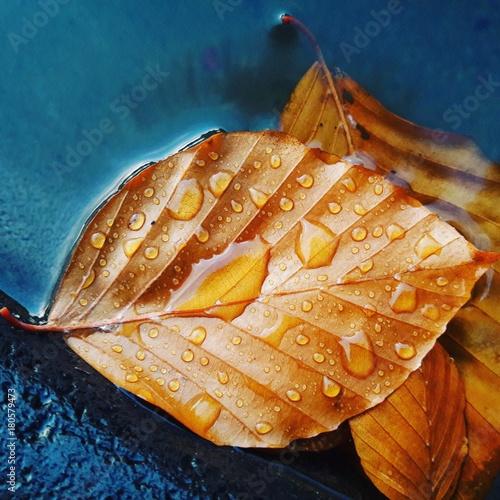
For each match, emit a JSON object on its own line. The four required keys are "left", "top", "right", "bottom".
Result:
{"left": 4, "top": 130, "right": 495, "bottom": 448}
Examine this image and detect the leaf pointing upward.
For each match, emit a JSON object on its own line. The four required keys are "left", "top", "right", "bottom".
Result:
{"left": 6, "top": 130, "right": 495, "bottom": 448}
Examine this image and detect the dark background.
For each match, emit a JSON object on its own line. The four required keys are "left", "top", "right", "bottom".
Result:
{"left": 1, "top": 1, "right": 499, "bottom": 498}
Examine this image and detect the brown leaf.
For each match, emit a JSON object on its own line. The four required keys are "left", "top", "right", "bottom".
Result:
{"left": 5, "top": 130, "right": 495, "bottom": 448}
{"left": 349, "top": 342, "right": 468, "bottom": 500}
{"left": 280, "top": 60, "right": 500, "bottom": 485}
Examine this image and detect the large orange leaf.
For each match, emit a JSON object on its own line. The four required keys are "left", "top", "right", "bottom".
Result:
{"left": 279, "top": 59, "right": 500, "bottom": 488}
{"left": 349, "top": 342, "right": 467, "bottom": 500}
{"left": 2, "top": 130, "right": 495, "bottom": 448}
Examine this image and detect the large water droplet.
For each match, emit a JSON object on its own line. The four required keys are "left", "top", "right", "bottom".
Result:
{"left": 286, "top": 389, "right": 302, "bottom": 402}
{"left": 296, "top": 220, "right": 338, "bottom": 269}
{"left": 188, "top": 326, "right": 207, "bottom": 345}
{"left": 328, "top": 202, "right": 342, "bottom": 214}
{"left": 144, "top": 187, "right": 154, "bottom": 198}
{"left": 217, "top": 371, "right": 229, "bottom": 385}
{"left": 395, "top": 342, "right": 416, "bottom": 360}
{"left": 249, "top": 187, "right": 269, "bottom": 209}
{"left": 279, "top": 197, "right": 294, "bottom": 212}
{"left": 421, "top": 304, "right": 439, "bottom": 321}
{"left": 354, "top": 204, "right": 367, "bottom": 216}
{"left": 414, "top": 233, "right": 442, "bottom": 259}
{"left": 351, "top": 227, "right": 368, "bottom": 242}
{"left": 322, "top": 376, "right": 341, "bottom": 398}
{"left": 168, "top": 378, "right": 180, "bottom": 391}
{"left": 208, "top": 151, "right": 219, "bottom": 161}
{"left": 126, "top": 373, "right": 139, "bottom": 383}
{"left": 297, "top": 174, "right": 314, "bottom": 188}
{"left": 167, "top": 178, "right": 204, "bottom": 220}
{"left": 144, "top": 246, "right": 159, "bottom": 260}
{"left": 436, "top": 277, "right": 449, "bottom": 287}
{"left": 341, "top": 177, "right": 356, "bottom": 192}
{"left": 112, "top": 345, "right": 123, "bottom": 353}
{"left": 389, "top": 283, "right": 417, "bottom": 313}
{"left": 270, "top": 154, "right": 281, "bottom": 168}
{"left": 82, "top": 269, "right": 95, "bottom": 289}
{"left": 90, "top": 232, "right": 106, "bottom": 249}
{"left": 135, "top": 350, "right": 145, "bottom": 361}
{"left": 208, "top": 172, "right": 232, "bottom": 198}
{"left": 386, "top": 223, "right": 405, "bottom": 242}
{"left": 231, "top": 200, "right": 243, "bottom": 213}
{"left": 181, "top": 349, "right": 194, "bottom": 362}
{"left": 295, "top": 334, "right": 310, "bottom": 345}
{"left": 128, "top": 212, "right": 146, "bottom": 231}
{"left": 186, "top": 393, "right": 221, "bottom": 434}
{"left": 358, "top": 258, "right": 373, "bottom": 274}
{"left": 123, "top": 237, "right": 144, "bottom": 258}
{"left": 338, "top": 330, "right": 375, "bottom": 378}
{"left": 301, "top": 300, "right": 313, "bottom": 312}
{"left": 255, "top": 421, "right": 273, "bottom": 434}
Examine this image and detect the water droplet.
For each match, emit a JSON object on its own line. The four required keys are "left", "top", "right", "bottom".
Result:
{"left": 358, "top": 258, "right": 373, "bottom": 274}
{"left": 148, "top": 327, "right": 159, "bottom": 338}
{"left": 296, "top": 219, "right": 338, "bottom": 269}
{"left": 351, "top": 227, "right": 368, "bottom": 242}
{"left": 422, "top": 304, "right": 439, "bottom": 321}
{"left": 279, "top": 197, "right": 294, "bottom": 211}
{"left": 374, "top": 184, "right": 383, "bottom": 195}
{"left": 200, "top": 356, "right": 209, "bottom": 366}
{"left": 79, "top": 298, "right": 88, "bottom": 306}
{"left": 255, "top": 421, "right": 273, "bottom": 434}
{"left": 338, "top": 330, "right": 375, "bottom": 378}
{"left": 286, "top": 389, "right": 302, "bottom": 402}
{"left": 270, "top": 154, "right": 281, "bottom": 168}
{"left": 374, "top": 324, "right": 382, "bottom": 333}
{"left": 208, "top": 172, "right": 232, "bottom": 198}
{"left": 217, "top": 371, "right": 229, "bottom": 384}
{"left": 301, "top": 300, "right": 313, "bottom": 312}
{"left": 123, "top": 237, "right": 144, "bottom": 258}
{"left": 313, "top": 352, "right": 325, "bottom": 363}
{"left": 167, "top": 179, "right": 204, "bottom": 220}
{"left": 253, "top": 161, "right": 262, "bottom": 169}
{"left": 372, "top": 226, "right": 383, "bottom": 238}
{"left": 386, "top": 223, "right": 405, "bottom": 242}
{"left": 395, "top": 342, "right": 416, "bottom": 360}
{"left": 322, "top": 376, "right": 341, "bottom": 398}
{"left": 389, "top": 283, "right": 417, "bottom": 313}
{"left": 373, "top": 383, "right": 381, "bottom": 394}
{"left": 188, "top": 326, "right": 206, "bottom": 345}
{"left": 186, "top": 394, "right": 221, "bottom": 434}
{"left": 231, "top": 336, "right": 242, "bottom": 345}
{"left": 436, "top": 277, "right": 449, "bottom": 287}
{"left": 126, "top": 374, "right": 138, "bottom": 383}
{"left": 297, "top": 174, "right": 314, "bottom": 188}
{"left": 193, "top": 226, "right": 209, "bottom": 243}
{"left": 128, "top": 212, "right": 146, "bottom": 231}
{"left": 295, "top": 334, "right": 310, "bottom": 345}
{"left": 166, "top": 378, "right": 179, "bottom": 391}
{"left": 236, "top": 399, "right": 244, "bottom": 408}
{"left": 81, "top": 269, "right": 95, "bottom": 289}
{"left": 341, "top": 177, "right": 356, "bottom": 192}
{"left": 113, "top": 301, "right": 120, "bottom": 308}
{"left": 149, "top": 364, "right": 158, "bottom": 372}
{"left": 328, "top": 202, "right": 342, "bottom": 214}
{"left": 196, "top": 159, "right": 206, "bottom": 167}
{"left": 414, "top": 233, "right": 442, "bottom": 259}
{"left": 214, "top": 389, "right": 223, "bottom": 398}
{"left": 112, "top": 345, "right": 123, "bottom": 353}
{"left": 231, "top": 200, "right": 243, "bottom": 213}
{"left": 90, "top": 232, "right": 106, "bottom": 249}
{"left": 136, "top": 350, "right": 145, "bottom": 361}
{"left": 248, "top": 187, "right": 269, "bottom": 209}
{"left": 181, "top": 349, "right": 194, "bottom": 362}
{"left": 144, "top": 246, "right": 159, "bottom": 260}
{"left": 144, "top": 187, "right": 154, "bottom": 198}
{"left": 354, "top": 204, "right": 367, "bottom": 216}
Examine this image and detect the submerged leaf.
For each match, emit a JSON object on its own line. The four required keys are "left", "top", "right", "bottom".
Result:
{"left": 12, "top": 130, "right": 494, "bottom": 448}
{"left": 350, "top": 342, "right": 467, "bottom": 500}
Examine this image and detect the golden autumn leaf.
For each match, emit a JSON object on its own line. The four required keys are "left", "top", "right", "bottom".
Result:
{"left": 2, "top": 130, "right": 496, "bottom": 449}
{"left": 279, "top": 50, "right": 500, "bottom": 492}
{"left": 349, "top": 342, "right": 467, "bottom": 500}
